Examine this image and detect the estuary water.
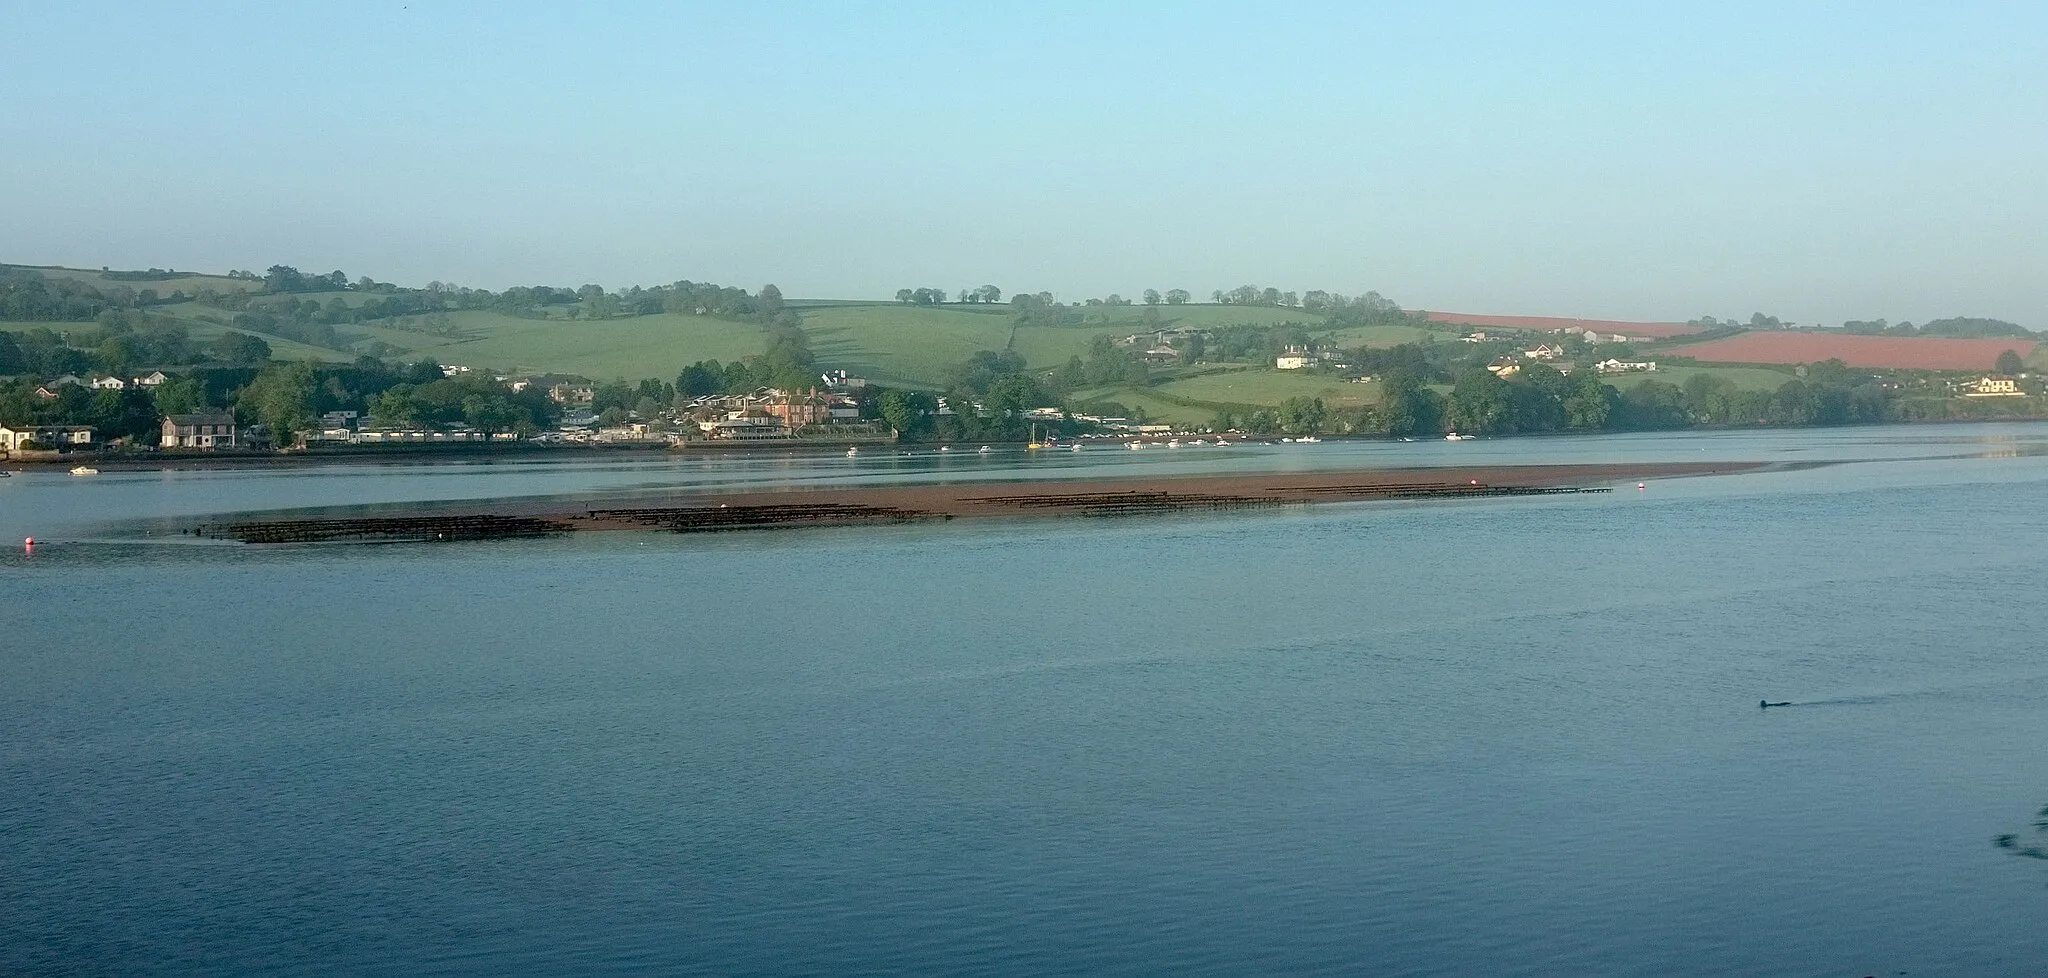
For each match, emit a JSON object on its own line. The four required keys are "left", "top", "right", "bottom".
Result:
{"left": 5, "top": 424, "right": 2048, "bottom": 975}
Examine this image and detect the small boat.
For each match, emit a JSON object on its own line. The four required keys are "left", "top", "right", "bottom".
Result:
{"left": 977, "top": 446, "right": 991, "bottom": 454}
{"left": 69, "top": 466, "right": 100, "bottom": 476}
{"left": 1128, "top": 441, "right": 1146, "bottom": 450}
{"left": 1298, "top": 436, "right": 1320, "bottom": 443}
{"left": 1281, "top": 437, "right": 1294, "bottom": 443}
{"left": 1167, "top": 440, "right": 1182, "bottom": 449}
{"left": 1215, "top": 439, "right": 1231, "bottom": 447}
{"left": 1445, "top": 432, "right": 1468, "bottom": 441}
{"left": 1070, "top": 444, "right": 1082, "bottom": 452}
{"left": 939, "top": 446, "right": 951, "bottom": 452}
{"left": 845, "top": 447, "right": 859, "bottom": 457}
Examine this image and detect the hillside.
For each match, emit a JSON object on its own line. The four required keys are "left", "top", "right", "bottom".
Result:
{"left": 1423, "top": 311, "right": 1704, "bottom": 340}
{"left": 1669, "top": 331, "right": 2036, "bottom": 371}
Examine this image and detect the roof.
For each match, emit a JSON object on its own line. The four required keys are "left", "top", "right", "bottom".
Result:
{"left": 165, "top": 412, "right": 236, "bottom": 425}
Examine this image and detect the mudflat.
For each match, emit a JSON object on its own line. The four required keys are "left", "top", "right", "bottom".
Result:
{"left": 197, "top": 461, "right": 1762, "bottom": 542}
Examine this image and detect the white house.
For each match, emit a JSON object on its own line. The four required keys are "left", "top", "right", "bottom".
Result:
{"left": 0, "top": 424, "right": 94, "bottom": 453}
{"left": 1276, "top": 351, "right": 1312, "bottom": 370}
{"left": 162, "top": 412, "right": 239, "bottom": 449}
{"left": 90, "top": 375, "right": 127, "bottom": 390}
{"left": 1964, "top": 376, "right": 2024, "bottom": 397}
{"left": 1594, "top": 359, "right": 1658, "bottom": 373}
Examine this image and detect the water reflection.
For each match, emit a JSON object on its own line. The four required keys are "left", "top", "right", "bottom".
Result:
{"left": 1995, "top": 805, "right": 2048, "bottom": 861}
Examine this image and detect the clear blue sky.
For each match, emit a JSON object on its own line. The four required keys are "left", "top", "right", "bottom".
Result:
{"left": 4, "top": 1, "right": 2045, "bottom": 325}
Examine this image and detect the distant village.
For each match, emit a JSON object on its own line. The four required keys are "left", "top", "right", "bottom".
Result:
{"left": 1, "top": 318, "right": 2040, "bottom": 461}
{"left": 0, "top": 365, "right": 1177, "bottom": 459}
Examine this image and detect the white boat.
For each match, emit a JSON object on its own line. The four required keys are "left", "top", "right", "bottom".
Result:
{"left": 1298, "top": 436, "right": 1320, "bottom": 443}
{"left": 1445, "top": 432, "right": 1468, "bottom": 441}
{"left": 1167, "top": 440, "right": 1182, "bottom": 449}
{"left": 1215, "top": 439, "right": 1232, "bottom": 447}
{"left": 1281, "top": 437, "right": 1294, "bottom": 443}
{"left": 69, "top": 466, "right": 100, "bottom": 476}
{"left": 1128, "top": 441, "right": 1146, "bottom": 450}
{"left": 939, "top": 446, "right": 951, "bottom": 452}
{"left": 977, "top": 446, "right": 991, "bottom": 453}
{"left": 845, "top": 447, "right": 859, "bottom": 457}
{"left": 1070, "top": 444, "right": 1082, "bottom": 452}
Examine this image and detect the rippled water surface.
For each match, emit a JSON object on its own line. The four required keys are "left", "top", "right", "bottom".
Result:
{"left": 5, "top": 425, "right": 2048, "bottom": 975}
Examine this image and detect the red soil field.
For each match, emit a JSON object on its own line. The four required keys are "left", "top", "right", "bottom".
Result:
{"left": 1423, "top": 311, "right": 1704, "bottom": 340}
{"left": 1670, "top": 332, "right": 2035, "bottom": 371}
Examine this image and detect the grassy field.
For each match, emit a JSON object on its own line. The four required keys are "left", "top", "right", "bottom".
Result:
{"left": 1322, "top": 322, "right": 1445, "bottom": 347}
{"left": 798, "top": 304, "right": 1016, "bottom": 387}
{"left": 1152, "top": 369, "right": 1380, "bottom": 410}
{"left": 9, "top": 264, "right": 257, "bottom": 295}
{"left": 349, "top": 310, "right": 769, "bottom": 379}
{"left": 1008, "top": 324, "right": 1123, "bottom": 367}
{"left": 1065, "top": 386, "right": 1219, "bottom": 426}
{"left": 1069, "top": 304, "right": 1326, "bottom": 328}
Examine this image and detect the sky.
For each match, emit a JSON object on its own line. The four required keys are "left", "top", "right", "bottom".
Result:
{"left": 3, "top": 1, "right": 2045, "bottom": 326}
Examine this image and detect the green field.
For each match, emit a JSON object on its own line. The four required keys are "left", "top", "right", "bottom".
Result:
{"left": 1322, "top": 322, "right": 1445, "bottom": 347}
{"left": 1069, "top": 303, "right": 1327, "bottom": 328}
{"left": 348, "top": 310, "right": 769, "bottom": 379}
{"left": 1008, "top": 324, "right": 1124, "bottom": 367}
{"left": 9, "top": 265, "right": 256, "bottom": 295}
{"left": 1150, "top": 369, "right": 1378, "bottom": 410}
{"left": 1065, "top": 386, "right": 1218, "bottom": 426}
{"left": 797, "top": 304, "right": 1017, "bottom": 387}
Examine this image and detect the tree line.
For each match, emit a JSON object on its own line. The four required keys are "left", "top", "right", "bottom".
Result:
{"left": 0, "top": 358, "right": 559, "bottom": 448}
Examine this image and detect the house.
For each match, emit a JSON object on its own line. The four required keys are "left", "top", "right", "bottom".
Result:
{"left": 1594, "top": 359, "right": 1657, "bottom": 373}
{"left": 1964, "top": 376, "right": 2025, "bottom": 397}
{"left": 1487, "top": 357, "right": 1521, "bottom": 378}
{"left": 90, "top": 375, "right": 127, "bottom": 390}
{"left": 828, "top": 394, "right": 862, "bottom": 421}
{"left": 595, "top": 423, "right": 658, "bottom": 443}
{"left": 305, "top": 411, "right": 361, "bottom": 444}
{"left": 161, "top": 412, "right": 239, "bottom": 449}
{"left": 1523, "top": 344, "right": 1564, "bottom": 361}
{"left": 699, "top": 413, "right": 790, "bottom": 440}
{"left": 548, "top": 383, "right": 595, "bottom": 406}
{"left": 133, "top": 371, "right": 170, "bottom": 388}
{"left": 1459, "top": 331, "right": 1491, "bottom": 343}
{"left": 0, "top": 424, "right": 94, "bottom": 453}
{"left": 34, "top": 375, "right": 86, "bottom": 399}
{"left": 1142, "top": 345, "right": 1181, "bottom": 364}
{"left": 1276, "top": 349, "right": 1312, "bottom": 370}
{"left": 761, "top": 389, "right": 832, "bottom": 428}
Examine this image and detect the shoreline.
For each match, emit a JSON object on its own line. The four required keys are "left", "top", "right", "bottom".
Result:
{"left": 15, "top": 414, "right": 2048, "bottom": 472}
{"left": 195, "top": 461, "right": 1763, "bottom": 542}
